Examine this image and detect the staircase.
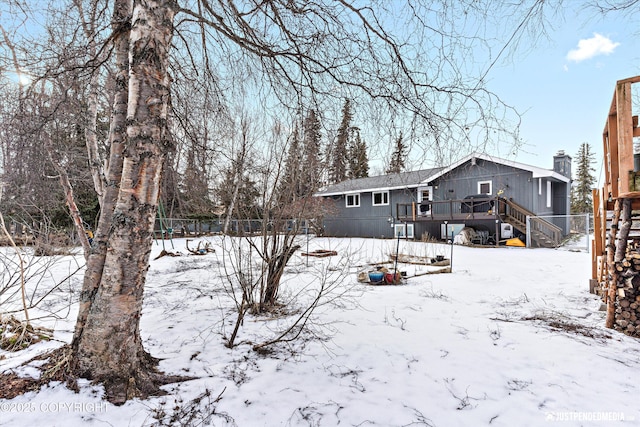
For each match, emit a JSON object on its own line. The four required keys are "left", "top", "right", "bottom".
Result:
{"left": 500, "top": 198, "right": 563, "bottom": 248}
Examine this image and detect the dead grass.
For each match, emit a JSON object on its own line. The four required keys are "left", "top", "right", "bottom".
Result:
{"left": 0, "top": 346, "right": 71, "bottom": 399}
{"left": 0, "top": 315, "right": 53, "bottom": 352}
{"left": 522, "top": 312, "right": 613, "bottom": 342}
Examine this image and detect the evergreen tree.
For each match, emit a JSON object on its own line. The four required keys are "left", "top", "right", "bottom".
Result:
{"left": 301, "top": 109, "right": 323, "bottom": 193}
{"left": 179, "top": 146, "right": 215, "bottom": 218}
{"left": 329, "top": 98, "right": 351, "bottom": 183}
{"left": 386, "top": 132, "right": 407, "bottom": 174}
{"left": 279, "top": 123, "right": 304, "bottom": 202}
{"left": 570, "top": 142, "right": 596, "bottom": 214}
{"left": 348, "top": 127, "right": 369, "bottom": 178}
{"left": 216, "top": 166, "right": 261, "bottom": 218}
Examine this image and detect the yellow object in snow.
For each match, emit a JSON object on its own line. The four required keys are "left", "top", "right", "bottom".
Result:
{"left": 505, "top": 237, "right": 525, "bottom": 247}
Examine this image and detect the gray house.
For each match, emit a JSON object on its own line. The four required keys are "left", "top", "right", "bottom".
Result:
{"left": 315, "top": 152, "right": 572, "bottom": 247}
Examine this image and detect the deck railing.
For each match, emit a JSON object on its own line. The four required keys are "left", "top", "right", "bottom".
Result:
{"left": 527, "top": 216, "right": 563, "bottom": 247}
{"left": 396, "top": 196, "right": 499, "bottom": 221}
{"left": 397, "top": 197, "right": 563, "bottom": 247}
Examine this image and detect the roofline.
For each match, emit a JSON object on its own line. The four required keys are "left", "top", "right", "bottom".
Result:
{"left": 421, "top": 152, "right": 570, "bottom": 184}
{"left": 316, "top": 182, "right": 427, "bottom": 197}
{"left": 315, "top": 152, "right": 570, "bottom": 197}
{"left": 314, "top": 168, "right": 441, "bottom": 197}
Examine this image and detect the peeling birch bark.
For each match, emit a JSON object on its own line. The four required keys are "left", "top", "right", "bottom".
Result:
{"left": 71, "top": 0, "right": 177, "bottom": 404}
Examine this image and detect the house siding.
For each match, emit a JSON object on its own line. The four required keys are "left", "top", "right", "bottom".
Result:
{"left": 430, "top": 159, "right": 536, "bottom": 211}
{"left": 323, "top": 188, "right": 417, "bottom": 238}
{"left": 318, "top": 154, "right": 571, "bottom": 240}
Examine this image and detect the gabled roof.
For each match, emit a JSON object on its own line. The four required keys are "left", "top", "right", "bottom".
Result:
{"left": 422, "top": 152, "right": 570, "bottom": 184}
{"left": 316, "top": 167, "right": 443, "bottom": 197}
{"left": 315, "top": 152, "right": 569, "bottom": 197}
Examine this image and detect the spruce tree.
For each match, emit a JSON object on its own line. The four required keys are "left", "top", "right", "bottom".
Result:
{"left": 570, "top": 142, "right": 596, "bottom": 214}
{"left": 386, "top": 132, "right": 407, "bottom": 174}
{"left": 348, "top": 127, "right": 369, "bottom": 178}
{"left": 329, "top": 98, "right": 351, "bottom": 183}
{"left": 301, "top": 109, "right": 323, "bottom": 194}
{"left": 278, "top": 123, "right": 304, "bottom": 202}
{"left": 180, "top": 146, "right": 215, "bottom": 217}
{"left": 216, "top": 166, "right": 260, "bottom": 218}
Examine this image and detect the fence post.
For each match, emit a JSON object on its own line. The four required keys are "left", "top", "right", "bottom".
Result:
{"left": 585, "top": 213, "right": 590, "bottom": 253}
{"left": 526, "top": 215, "right": 531, "bottom": 248}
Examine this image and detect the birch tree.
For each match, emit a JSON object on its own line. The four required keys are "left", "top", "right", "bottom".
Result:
{"left": 70, "top": 0, "right": 178, "bottom": 403}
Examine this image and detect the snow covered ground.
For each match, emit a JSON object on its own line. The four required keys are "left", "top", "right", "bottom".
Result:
{"left": 1, "top": 236, "right": 639, "bottom": 426}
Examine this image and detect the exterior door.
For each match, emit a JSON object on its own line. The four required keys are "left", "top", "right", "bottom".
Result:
{"left": 418, "top": 186, "right": 433, "bottom": 216}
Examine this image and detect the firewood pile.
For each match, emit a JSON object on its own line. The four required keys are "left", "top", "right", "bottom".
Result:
{"left": 611, "top": 251, "right": 640, "bottom": 337}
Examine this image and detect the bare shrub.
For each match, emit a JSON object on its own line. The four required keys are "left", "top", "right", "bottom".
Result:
{"left": 219, "top": 234, "right": 361, "bottom": 351}
{"left": 1, "top": 212, "right": 83, "bottom": 351}
{"left": 145, "top": 389, "right": 234, "bottom": 427}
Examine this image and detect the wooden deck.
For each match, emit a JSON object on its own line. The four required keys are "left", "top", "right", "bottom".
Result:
{"left": 396, "top": 197, "right": 500, "bottom": 222}
{"left": 397, "top": 196, "right": 563, "bottom": 248}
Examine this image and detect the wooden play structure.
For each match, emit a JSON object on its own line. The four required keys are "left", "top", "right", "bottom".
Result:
{"left": 592, "top": 75, "right": 640, "bottom": 336}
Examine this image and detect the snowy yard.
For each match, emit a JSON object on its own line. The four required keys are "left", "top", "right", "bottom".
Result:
{"left": 1, "top": 236, "right": 639, "bottom": 426}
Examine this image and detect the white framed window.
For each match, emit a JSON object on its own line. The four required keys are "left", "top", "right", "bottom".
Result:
{"left": 346, "top": 193, "right": 360, "bottom": 208}
{"left": 478, "top": 180, "right": 492, "bottom": 195}
{"left": 546, "top": 181, "right": 552, "bottom": 208}
{"left": 418, "top": 187, "right": 433, "bottom": 203}
{"left": 418, "top": 186, "right": 433, "bottom": 215}
{"left": 394, "top": 223, "right": 414, "bottom": 239}
{"left": 372, "top": 191, "right": 389, "bottom": 206}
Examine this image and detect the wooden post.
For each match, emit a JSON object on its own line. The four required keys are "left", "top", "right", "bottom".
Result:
{"left": 617, "top": 81, "right": 635, "bottom": 196}
{"left": 592, "top": 189, "right": 601, "bottom": 281}
{"left": 608, "top": 92, "right": 620, "bottom": 199}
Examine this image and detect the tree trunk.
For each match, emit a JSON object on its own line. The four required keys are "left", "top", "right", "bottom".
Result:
{"left": 73, "top": 0, "right": 131, "bottom": 354}
{"left": 71, "top": 0, "right": 176, "bottom": 404}
{"left": 52, "top": 158, "right": 92, "bottom": 258}
{"left": 223, "top": 121, "right": 250, "bottom": 234}
{"left": 84, "top": 56, "right": 105, "bottom": 199}
{"left": 263, "top": 242, "right": 300, "bottom": 307}
{"left": 74, "top": 0, "right": 105, "bottom": 199}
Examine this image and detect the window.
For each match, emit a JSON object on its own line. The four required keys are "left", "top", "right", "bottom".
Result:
{"left": 346, "top": 193, "right": 360, "bottom": 208}
{"left": 394, "top": 223, "right": 414, "bottom": 239}
{"left": 372, "top": 191, "right": 389, "bottom": 206}
{"left": 478, "top": 180, "right": 492, "bottom": 195}
{"left": 418, "top": 186, "right": 433, "bottom": 215}
{"left": 418, "top": 187, "right": 431, "bottom": 202}
{"left": 546, "top": 181, "right": 552, "bottom": 208}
